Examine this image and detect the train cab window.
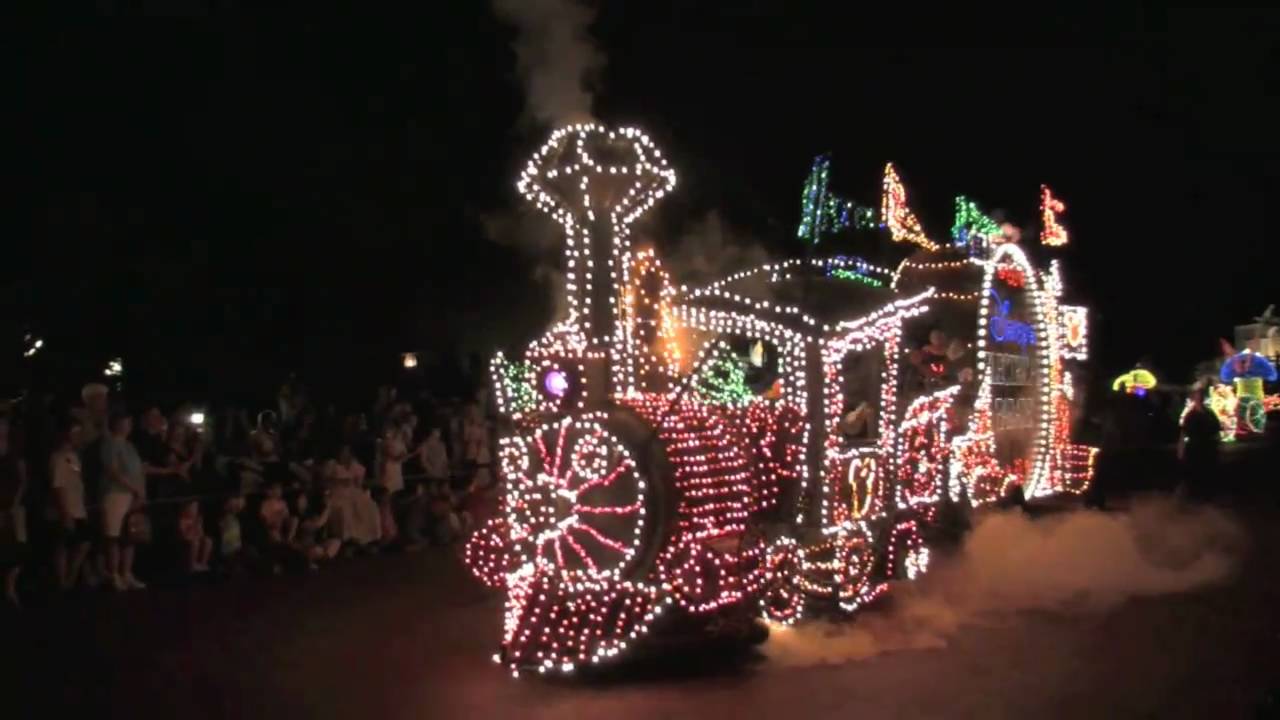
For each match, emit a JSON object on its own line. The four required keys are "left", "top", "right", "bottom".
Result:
{"left": 839, "top": 349, "right": 882, "bottom": 444}
{"left": 742, "top": 338, "right": 781, "bottom": 395}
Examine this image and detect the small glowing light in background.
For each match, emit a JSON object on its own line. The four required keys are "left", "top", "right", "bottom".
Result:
{"left": 189, "top": 411, "right": 206, "bottom": 426}
{"left": 23, "top": 336, "right": 43, "bottom": 358}
{"left": 402, "top": 352, "right": 419, "bottom": 369}
{"left": 104, "top": 357, "right": 123, "bottom": 377}
{"left": 543, "top": 370, "right": 570, "bottom": 398}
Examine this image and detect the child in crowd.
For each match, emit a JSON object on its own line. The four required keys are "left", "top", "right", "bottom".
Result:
{"left": 427, "top": 481, "right": 463, "bottom": 545}
{"left": 259, "top": 479, "right": 298, "bottom": 572}
{"left": 291, "top": 491, "right": 340, "bottom": 570}
{"left": 372, "top": 486, "right": 397, "bottom": 548}
{"left": 219, "top": 493, "right": 246, "bottom": 573}
{"left": 177, "top": 500, "right": 213, "bottom": 573}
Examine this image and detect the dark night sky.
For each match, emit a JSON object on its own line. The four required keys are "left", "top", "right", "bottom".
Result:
{"left": 9, "top": 4, "right": 1279, "bottom": 402}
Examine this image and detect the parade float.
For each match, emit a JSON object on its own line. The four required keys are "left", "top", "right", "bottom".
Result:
{"left": 1180, "top": 347, "right": 1279, "bottom": 441}
{"left": 466, "top": 124, "right": 1096, "bottom": 676}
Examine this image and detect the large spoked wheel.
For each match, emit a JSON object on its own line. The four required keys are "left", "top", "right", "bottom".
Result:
{"left": 1240, "top": 396, "right": 1267, "bottom": 435}
{"left": 500, "top": 418, "right": 648, "bottom": 581}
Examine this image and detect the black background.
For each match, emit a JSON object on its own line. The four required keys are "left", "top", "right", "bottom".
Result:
{"left": 10, "top": 4, "right": 1278, "bottom": 403}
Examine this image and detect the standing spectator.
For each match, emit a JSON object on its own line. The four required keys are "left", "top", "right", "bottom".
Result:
{"left": 277, "top": 374, "right": 300, "bottom": 431}
{"left": 0, "top": 416, "right": 29, "bottom": 607}
{"left": 177, "top": 500, "right": 212, "bottom": 573}
{"left": 75, "top": 383, "right": 110, "bottom": 446}
{"left": 50, "top": 416, "right": 92, "bottom": 591}
{"left": 213, "top": 407, "right": 251, "bottom": 459}
{"left": 76, "top": 383, "right": 110, "bottom": 588}
{"left": 373, "top": 487, "right": 397, "bottom": 548}
{"left": 372, "top": 386, "right": 396, "bottom": 435}
{"left": 167, "top": 424, "right": 200, "bottom": 489}
{"left": 138, "top": 407, "right": 181, "bottom": 500}
{"left": 250, "top": 411, "right": 282, "bottom": 465}
{"left": 101, "top": 408, "right": 147, "bottom": 591}
{"left": 249, "top": 411, "right": 294, "bottom": 492}
{"left": 462, "top": 404, "right": 492, "bottom": 489}
{"left": 1178, "top": 389, "right": 1222, "bottom": 501}
{"left": 379, "top": 419, "right": 427, "bottom": 549}
{"left": 421, "top": 426, "right": 449, "bottom": 491}
{"left": 379, "top": 420, "right": 408, "bottom": 496}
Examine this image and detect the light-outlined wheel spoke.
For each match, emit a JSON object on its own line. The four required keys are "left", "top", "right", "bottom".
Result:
{"left": 502, "top": 419, "right": 647, "bottom": 581}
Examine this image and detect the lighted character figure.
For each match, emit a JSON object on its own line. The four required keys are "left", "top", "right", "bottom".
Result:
{"left": 1112, "top": 367, "right": 1158, "bottom": 397}
{"left": 1219, "top": 349, "right": 1277, "bottom": 437}
{"left": 469, "top": 126, "right": 1097, "bottom": 677}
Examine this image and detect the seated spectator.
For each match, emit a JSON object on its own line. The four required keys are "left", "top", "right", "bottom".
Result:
{"left": 426, "top": 481, "right": 463, "bottom": 546}
{"left": 218, "top": 493, "right": 248, "bottom": 573}
{"left": 258, "top": 479, "right": 299, "bottom": 572}
{"left": 0, "top": 416, "right": 29, "bottom": 607}
{"left": 101, "top": 408, "right": 147, "bottom": 591}
{"left": 177, "top": 500, "right": 212, "bottom": 573}
{"left": 323, "top": 445, "right": 380, "bottom": 549}
{"left": 458, "top": 474, "right": 498, "bottom": 536}
{"left": 50, "top": 416, "right": 92, "bottom": 591}
{"left": 260, "top": 479, "right": 296, "bottom": 543}
{"left": 292, "top": 491, "right": 340, "bottom": 569}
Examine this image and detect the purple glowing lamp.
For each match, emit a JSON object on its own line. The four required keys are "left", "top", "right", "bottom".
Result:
{"left": 544, "top": 370, "right": 570, "bottom": 398}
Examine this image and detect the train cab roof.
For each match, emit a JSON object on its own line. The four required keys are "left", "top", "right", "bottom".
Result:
{"left": 679, "top": 258, "right": 930, "bottom": 337}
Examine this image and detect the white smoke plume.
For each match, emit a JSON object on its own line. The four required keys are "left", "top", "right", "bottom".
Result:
{"left": 664, "top": 211, "right": 772, "bottom": 289}
{"left": 765, "top": 496, "right": 1245, "bottom": 667}
{"left": 485, "top": 0, "right": 602, "bottom": 325}
{"left": 492, "top": 0, "right": 602, "bottom": 127}
{"left": 480, "top": 210, "right": 569, "bottom": 323}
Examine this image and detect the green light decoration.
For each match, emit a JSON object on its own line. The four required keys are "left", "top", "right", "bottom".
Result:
{"left": 797, "top": 154, "right": 876, "bottom": 245}
{"left": 693, "top": 342, "right": 754, "bottom": 406}
{"left": 500, "top": 359, "right": 538, "bottom": 414}
{"left": 952, "top": 196, "right": 1001, "bottom": 256}
{"left": 829, "top": 268, "right": 885, "bottom": 287}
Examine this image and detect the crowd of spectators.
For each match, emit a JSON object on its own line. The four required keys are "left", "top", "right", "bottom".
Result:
{"left": 0, "top": 377, "right": 498, "bottom": 608}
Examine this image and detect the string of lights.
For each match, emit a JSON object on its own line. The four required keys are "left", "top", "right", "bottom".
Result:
{"left": 881, "top": 163, "right": 941, "bottom": 251}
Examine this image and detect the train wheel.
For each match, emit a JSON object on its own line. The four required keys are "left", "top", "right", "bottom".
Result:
{"left": 759, "top": 539, "right": 803, "bottom": 624}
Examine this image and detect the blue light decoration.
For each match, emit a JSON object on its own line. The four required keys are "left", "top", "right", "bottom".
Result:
{"left": 1219, "top": 350, "right": 1278, "bottom": 384}
{"left": 988, "top": 288, "right": 1036, "bottom": 350}
{"left": 796, "top": 154, "right": 876, "bottom": 245}
{"left": 824, "top": 256, "right": 885, "bottom": 287}
{"left": 951, "top": 196, "right": 1002, "bottom": 258}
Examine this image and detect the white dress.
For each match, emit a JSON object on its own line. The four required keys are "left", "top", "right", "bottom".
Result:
{"left": 325, "top": 460, "right": 380, "bottom": 545}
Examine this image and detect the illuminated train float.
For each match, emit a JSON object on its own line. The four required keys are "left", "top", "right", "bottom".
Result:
{"left": 466, "top": 125, "right": 1096, "bottom": 676}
